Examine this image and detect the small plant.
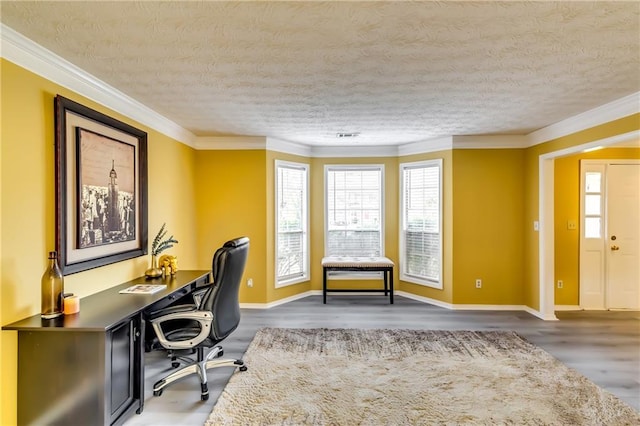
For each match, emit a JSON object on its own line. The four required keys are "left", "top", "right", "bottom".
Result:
{"left": 151, "top": 223, "right": 178, "bottom": 256}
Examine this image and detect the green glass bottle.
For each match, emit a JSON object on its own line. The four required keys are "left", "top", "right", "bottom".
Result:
{"left": 41, "top": 251, "right": 64, "bottom": 319}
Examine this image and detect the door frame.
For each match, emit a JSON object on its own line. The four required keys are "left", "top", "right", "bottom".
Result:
{"left": 538, "top": 130, "right": 640, "bottom": 320}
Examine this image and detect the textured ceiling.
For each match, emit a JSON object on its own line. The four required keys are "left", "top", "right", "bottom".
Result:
{"left": 1, "top": 1, "right": 639, "bottom": 146}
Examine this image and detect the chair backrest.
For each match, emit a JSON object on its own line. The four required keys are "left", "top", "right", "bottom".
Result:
{"left": 201, "top": 237, "right": 249, "bottom": 341}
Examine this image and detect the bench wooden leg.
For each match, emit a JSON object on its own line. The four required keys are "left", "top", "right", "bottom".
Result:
{"left": 389, "top": 269, "right": 394, "bottom": 304}
{"left": 323, "top": 267, "right": 327, "bottom": 304}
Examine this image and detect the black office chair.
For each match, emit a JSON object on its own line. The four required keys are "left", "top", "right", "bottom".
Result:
{"left": 148, "top": 237, "right": 249, "bottom": 400}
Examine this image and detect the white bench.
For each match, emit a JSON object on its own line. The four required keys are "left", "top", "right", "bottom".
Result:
{"left": 321, "top": 256, "right": 395, "bottom": 304}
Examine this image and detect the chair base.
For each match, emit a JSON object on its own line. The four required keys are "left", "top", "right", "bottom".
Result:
{"left": 152, "top": 345, "right": 247, "bottom": 401}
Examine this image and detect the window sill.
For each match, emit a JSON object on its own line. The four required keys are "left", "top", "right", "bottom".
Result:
{"left": 400, "top": 275, "right": 442, "bottom": 289}
{"left": 276, "top": 275, "right": 309, "bottom": 288}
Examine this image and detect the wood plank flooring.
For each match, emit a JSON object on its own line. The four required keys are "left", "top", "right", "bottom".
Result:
{"left": 124, "top": 295, "right": 640, "bottom": 425}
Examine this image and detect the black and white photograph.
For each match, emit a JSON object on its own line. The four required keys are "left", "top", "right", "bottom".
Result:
{"left": 77, "top": 128, "right": 136, "bottom": 249}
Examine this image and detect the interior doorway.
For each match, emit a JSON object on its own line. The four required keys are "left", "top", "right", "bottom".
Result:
{"left": 538, "top": 130, "right": 640, "bottom": 320}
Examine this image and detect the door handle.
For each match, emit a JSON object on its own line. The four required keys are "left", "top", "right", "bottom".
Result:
{"left": 611, "top": 245, "right": 620, "bottom": 251}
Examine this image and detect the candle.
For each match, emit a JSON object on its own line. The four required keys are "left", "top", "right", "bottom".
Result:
{"left": 63, "top": 295, "right": 80, "bottom": 315}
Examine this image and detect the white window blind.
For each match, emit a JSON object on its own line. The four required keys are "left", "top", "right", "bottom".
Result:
{"left": 400, "top": 160, "right": 442, "bottom": 287}
{"left": 325, "top": 165, "right": 383, "bottom": 257}
{"left": 276, "top": 161, "right": 309, "bottom": 286}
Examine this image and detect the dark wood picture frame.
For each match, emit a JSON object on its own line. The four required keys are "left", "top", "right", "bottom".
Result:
{"left": 55, "top": 95, "right": 148, "bottom": 274}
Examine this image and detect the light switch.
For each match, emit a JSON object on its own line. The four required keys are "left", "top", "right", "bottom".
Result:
{"left": 567, "top": 220, "right": 577, "bottom": 230}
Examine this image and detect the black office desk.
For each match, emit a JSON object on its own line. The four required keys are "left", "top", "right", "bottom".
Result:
{"left": 3, "top": 270, "right": 210, "bottom": 426}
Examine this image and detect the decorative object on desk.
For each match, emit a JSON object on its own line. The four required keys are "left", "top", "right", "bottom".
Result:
{"left": 145, "top": 223, "right": 178, "bottom": 278}
{"left": 206, "top": 328, "right": 640, "bottom": 426}
{"left": 158, "top": 254, "right": 178, "bottom": 276}
{"left": 63, "top": 294, "right": 80, "bottom": 314}
{"left": 41, "top": 251, "right": 64, "bottom": 319}
{"left": 145, "top": 255, "right": 163, "bottom": 278}
{"left": 119, "top": 284, "right": 167, "bottom": 294}
{"left": 54, "top": 95, "right": 148, "bottom": 275}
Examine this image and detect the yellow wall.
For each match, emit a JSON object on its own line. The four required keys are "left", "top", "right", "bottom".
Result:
{"left": 554, "top": 147, "right": 640, "bottom": 305}
{"left": 523, "top": 114, "right": 640, "bottom": 310}
{"left": 0, "top": 54, "right": 4, "bottom": 425}
{"left": 452, "top": 149, "right": 525, "bottom": 305}
{"left": 1, "top": 60, "right": 199, "bottom": 425}
{"left": 194, "top": 150, "right": 267, "bottom": 303}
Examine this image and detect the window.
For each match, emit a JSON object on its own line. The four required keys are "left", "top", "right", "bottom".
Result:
{"left": 583, "top": 171, "right": 602, "bottom": 239}
{"left": 400, "top": 159, "right": 442, "bottom": 288}
{"left": 325, "top": 165, "right": 383, "bottom": 257}
{"left": 275, "top": 160, "right": 309, "bottom": 287}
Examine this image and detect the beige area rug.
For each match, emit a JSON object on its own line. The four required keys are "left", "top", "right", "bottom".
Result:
{"left": 206, "top": 328, "right": 639, "bottom": 425}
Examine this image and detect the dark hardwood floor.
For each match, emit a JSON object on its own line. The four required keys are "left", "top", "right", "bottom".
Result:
{"left": 124, "top": 295, "right": 640, "bottom": 425}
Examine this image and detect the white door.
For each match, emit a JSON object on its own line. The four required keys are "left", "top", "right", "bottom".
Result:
{"left": 579, "top": 161, "right": 640, "bottom": 310}
{"left": 579, "top": 164, "right": 606, "bottom": 309}
{"left": 606, "top": 164, "right": 640, "bottom": 309}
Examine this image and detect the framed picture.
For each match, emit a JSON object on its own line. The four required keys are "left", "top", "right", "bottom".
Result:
{"left": 55, "top": 95, "right": 148, "bottom": 274}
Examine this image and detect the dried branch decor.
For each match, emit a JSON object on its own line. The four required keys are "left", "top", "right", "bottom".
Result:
{"left": 151, "top": 223, "right": 178, "bottom": 256}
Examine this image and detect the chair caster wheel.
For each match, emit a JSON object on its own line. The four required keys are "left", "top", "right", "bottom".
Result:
{"left": 201, "top": 383, "right": 209, "bottom": 400}
{"left": 239, "top": 365, "right": 248, "bottom": 372}
{"left": 171, "top": 361, "right": 180, "bottom": 368}
{"left": 153, "top": 389, "right": 163, "bottom": 397}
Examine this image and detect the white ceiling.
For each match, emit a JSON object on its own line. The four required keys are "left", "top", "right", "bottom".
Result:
{"left": 1, "top": 1, "right": 639, "bottom": 147}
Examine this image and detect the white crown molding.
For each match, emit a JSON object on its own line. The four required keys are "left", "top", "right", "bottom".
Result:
{"left": 266, "top": 137, "right": 312, "bottom": 157}
{"left": 194, "top": 136, "right": 266, "bottom": 150}
{"left": 0, "top": 24, "right": 197, "bottom": 147}
{"left": 310, "top": 144, "right": 398, "bottom": 158}
{"left": 452, "top": 135, "right": 529, "bottom": 149}
{"left": 526, "top": 91, "right": 640, "bottom": 147}
{"left": 398, "top": 137, "right": 453, "bottom": 156}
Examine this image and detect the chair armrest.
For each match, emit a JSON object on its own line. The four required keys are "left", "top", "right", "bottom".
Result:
{"left": 149, "top": 308, "right": 213, "bottom": 350}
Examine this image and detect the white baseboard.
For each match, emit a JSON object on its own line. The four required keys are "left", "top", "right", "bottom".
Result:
{"left": 395, "top": 291, "right": 554, "bottom": 319}
{"left": 240, "top": 290, "right": 319, "bottom": 309}
{"left": 394, "top": 291, "right": 452, "bottom": 309}
{"left": 554, "top": 305, "right": 582, "bottom": 311}
{"left": 242, "top": 290, "right": 553, "bottom": 320}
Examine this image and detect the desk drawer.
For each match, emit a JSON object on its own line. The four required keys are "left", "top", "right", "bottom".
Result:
{"left": 148, "top": 286, "right": 193, "bottom": 312}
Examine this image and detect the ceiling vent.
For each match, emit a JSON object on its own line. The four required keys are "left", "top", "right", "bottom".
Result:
{"left": 336, "top": 132, "right": 360, "bottom": 138}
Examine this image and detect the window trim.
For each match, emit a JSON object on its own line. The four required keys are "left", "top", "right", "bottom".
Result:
{"left": 399, "top": 159, "right": 443, "bottom": 289}
{"left": 275, "top": 160, "right": 310, "bottom": 288}
{"left": 581, "top": 166, "right": 605, "bottom": 240}
{"left": 324, "top": 164, "right": 385, "bottom": 279}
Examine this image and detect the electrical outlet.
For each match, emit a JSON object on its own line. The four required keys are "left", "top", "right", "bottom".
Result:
{"left": 475, "top": 279, "right": 482, "bottom": 288}
{"left": 557, "top": 280, "right": 563, "bottom": 289}
{"left": 247, "top": 278, "right": 253, "bottom": 288}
